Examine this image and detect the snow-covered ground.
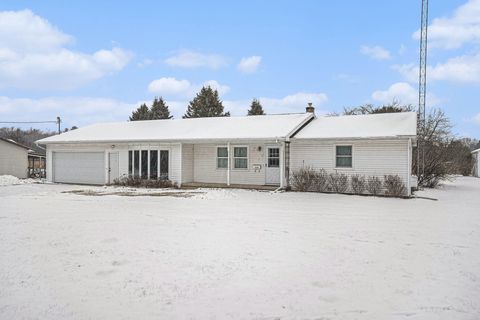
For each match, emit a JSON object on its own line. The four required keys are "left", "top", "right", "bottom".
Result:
{"left": 1, "top": 177, "right": 479, "bottom": 319}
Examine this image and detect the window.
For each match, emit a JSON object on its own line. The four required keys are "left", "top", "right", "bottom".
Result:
{"left": 234, "top": 147, "right": 248, "bottom": 169}
{"left": 150, "top": 150, "right": 158, "bottom": 179}
{"left": 133, "top": 150, "right": 140, "bottom": 177}
{"left": 217, "top": 147, "right": 228, "bottom": 169}
{"left": 336, "top": 145, "right": 352, "bottom": 168}
{"left": 141, "top": 150, "right": 148, "bottom": 179}
{"left": 128, "top": 151, "right": 133, "bottom": 176}
{"left": 268, "top": 147, "right": 280, "bottom": 167}
{"left": 160, "top": 150, "right": 169, "bottom": 180}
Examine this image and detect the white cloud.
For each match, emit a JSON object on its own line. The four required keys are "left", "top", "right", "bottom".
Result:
{"left": 165, "top": 50, "right": 227, "bottom": 69}
{"left": 0, "top": 96, "right": 138, "bottom": 128}
{"left": 148, "top": 77, "right": 191, "bottom": 95}
{"left": 360, "top": 45, "right": 391, "bottom": 60}
{"left": 394, "top": 52, "right": 480, "bottom": 84}
{"left": 237, "top": 56, "right": 262, "bottom": 74}
{"left": 371, "top": 82, "right": 418, "bottom": 105}
{"left": 0, "top": 10, "right": 132, "bottom": 90}
{"left": 148, "top": 77, "right": 230, "bottom": 97}
{"left": 473, "top": 113, "right": 480, "bottom": 125}
{"left": 0, "top": 91, "right": 328, "bottom": 128}
{"left": 224, "top": 92, "right": 328, "bottom": 115}
{"left": 413, "top": 0, "right": 480, "bottom": 49}
{"left": 371, "top": 82, "right": 440, "bottom": 106}
{"left": 202, "top": 80, "right": 230, "bottom": 95}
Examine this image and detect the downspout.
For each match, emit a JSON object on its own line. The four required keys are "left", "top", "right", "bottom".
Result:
{"left": 407, "top": 138, "right": 412, "bottom": 196}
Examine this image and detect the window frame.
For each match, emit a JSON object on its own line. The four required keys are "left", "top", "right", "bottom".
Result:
{"left": 233, "top": 146, "right": 249, "bottom": 170}
{"left": 335, "top": 144, "right": 353, "bottom": 169}
{"left": 216, "top": 146, "right": 229, "bottom": 170}
{"left": 128, "top": 146, "right": 170, "bottom": 180}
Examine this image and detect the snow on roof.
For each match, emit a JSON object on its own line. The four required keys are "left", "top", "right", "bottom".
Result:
{"left": 472, "top": 148, "right": 480, "bottom": 154}
{"left": 293, "top": 112, "right": 417, "bottom": 139}
{"left": 0, "top": 137, "right": 30, "bottom": 150}
{"left": 37, "top": 113, "right": 313, "bottom": 144}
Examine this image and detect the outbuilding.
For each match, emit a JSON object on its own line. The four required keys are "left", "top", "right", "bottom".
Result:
{"left": 472, "top": 148, "right": 480, "bottom": 177}
{"left": 0, "top": 138, "right": 29, "bottom": 178}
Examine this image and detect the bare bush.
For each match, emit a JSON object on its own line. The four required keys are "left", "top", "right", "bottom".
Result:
{"left": 366, "top": 176, "right": 382, "bottom": 196}
{"left": 351, "top": 174, "right": 366, "bottom": 194}
{"left": 328, "top": 172, "right": 349, "bottom": 193}
{"left": 384, "top": 175, "right": 407, "bottom": 197}
{"left": 113, "top": 175, "right": 177, "bottom": 188}
{"left": 312, "top": 169, "right": 329, "bottom": 192}
{"left": 290, "top": 167, "right": 316, "bottom": 191}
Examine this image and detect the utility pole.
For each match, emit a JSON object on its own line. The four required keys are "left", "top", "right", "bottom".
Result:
{"left": 417, "top": 0, "right": 429, "bottom": 179}
{"left": 57, "top": 116, "right": 61, "bottom": 134}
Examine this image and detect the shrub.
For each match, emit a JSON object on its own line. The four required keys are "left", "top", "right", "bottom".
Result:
{"left": 312, "top": 169, "right": 329, "bottom": 192}
{"left": 384, "top": 175, "right": 407, "bottom": 197}
{"left": 328, "top": 172, "right": 349, "bottom": 193}
{"left": 351, "top": 174, "right": 366, "bottom": 194}
{"left": 113, "top": 175, "right": 177, "bottom": 188}
{"left": 366, "top": 176, "right": 382, "bottom": 196}
{"left": 290, "top": 167, "right": 316, "bottom": 191}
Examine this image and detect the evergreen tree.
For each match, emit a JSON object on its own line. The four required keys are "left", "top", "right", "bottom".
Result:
{"left": 129, "top": 103, "right": 151, "bottom": 121}
{"left": 183, "top": 86, "right": 230, "bottom": 118}
{"left": 247, "top": 98, "right": 265, "bottom": 115}
{"left": 150, "top": 97, "right": 173, "bottom": 119}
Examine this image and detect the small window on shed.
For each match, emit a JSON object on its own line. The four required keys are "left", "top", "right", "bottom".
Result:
{"left": 336, "top": 145, "right": 352, "bottom": 168}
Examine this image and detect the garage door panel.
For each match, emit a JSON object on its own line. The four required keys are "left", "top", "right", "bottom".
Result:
{"left": 53, "top": 152, "right": 105, "bottom": 185}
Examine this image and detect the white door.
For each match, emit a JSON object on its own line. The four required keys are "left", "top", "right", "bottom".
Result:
{"left": 53, "top": 152, "right": 105, "bottom": 185}
{"left": 108, "top": 152, "right": 119, "bottom": 184}
{"left": 265, "top": 146, "right": 280, "bottom": 185}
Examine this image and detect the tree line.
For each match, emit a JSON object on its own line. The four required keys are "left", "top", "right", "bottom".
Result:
{"left": 129, "top": 86, "right": 265, "bottom": 121}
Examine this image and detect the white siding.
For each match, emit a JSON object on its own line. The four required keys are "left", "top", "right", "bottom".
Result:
{"left": 290, "top": 139, "right": 411, "bottom": 194}
{"left": 182, "top": 144, "right": 194, "bottom": 183}
{"left": 169, "top": 143, "right": 182, "bottom": 185}
{"left": 0, "top": 141, "right": 28, "bottom": 178}
{"left": 193, "top": 143, "right": 271, "bottom": 185}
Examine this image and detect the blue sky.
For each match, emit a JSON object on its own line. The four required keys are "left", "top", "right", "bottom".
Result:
{"left": 0, "top": 0, "right": 479, "bottom": 137}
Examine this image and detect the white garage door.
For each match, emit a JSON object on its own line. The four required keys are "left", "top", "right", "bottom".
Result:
{"left": 53, "top": 152, "right": 105, "bottom": 185}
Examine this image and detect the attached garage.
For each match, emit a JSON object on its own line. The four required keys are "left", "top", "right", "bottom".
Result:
{"left": 53, "top": 152, "right": 105, "bottom": 185}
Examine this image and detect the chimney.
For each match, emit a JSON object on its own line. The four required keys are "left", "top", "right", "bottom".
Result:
{"left": 306, "top": 102, "right": 315, "bottom": 113}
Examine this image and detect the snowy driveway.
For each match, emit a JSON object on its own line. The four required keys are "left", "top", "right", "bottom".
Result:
{"left": 1, "top": 178, "right": 479, "bottom": 319}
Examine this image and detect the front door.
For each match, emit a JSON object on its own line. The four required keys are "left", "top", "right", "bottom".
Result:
{"left": 108, "top": 152, "right": 119, "bottom": 184}
{"left": 265, "top": 146, "right": 280, "bottom": 185}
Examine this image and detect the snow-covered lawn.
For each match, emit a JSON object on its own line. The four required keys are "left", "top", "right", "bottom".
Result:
{"left": 1, "top": 178, "right": 479, "bottom": 319}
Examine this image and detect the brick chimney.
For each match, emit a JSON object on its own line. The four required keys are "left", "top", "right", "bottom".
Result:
{"left": 306, "top": 102, "right": 315, "bottom": 113}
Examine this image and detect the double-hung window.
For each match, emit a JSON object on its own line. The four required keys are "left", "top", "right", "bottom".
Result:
{"left": 336, "top": 145, "right": 352, "bottom": 168}
{"left": 217, "top": 147, "right": 228, "bottom": 169}
{"left": 233, "top": 147, "right": 248, "bottom": 169}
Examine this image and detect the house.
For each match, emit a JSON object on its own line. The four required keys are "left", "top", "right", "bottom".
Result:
{"left": 472, "top": 148, "right": 480, "bottom": 177}
{"left": 36, "top": 107, "right": 417, "bottom": 195}
{"left": 0, "top": 138, "right": 29, "bottom": 178}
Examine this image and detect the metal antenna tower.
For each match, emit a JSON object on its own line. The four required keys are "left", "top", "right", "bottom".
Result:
{"left": 417, "top": 0, "right": 429, "bottom": 178}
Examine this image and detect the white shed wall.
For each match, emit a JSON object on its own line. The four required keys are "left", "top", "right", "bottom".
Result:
{"left": 290, "top": 139, "right": 411, "bottom": 194}
{"left": 474, "top": 152, "right": 480, "bottom": 177}
{"left": 0, "top": 141, "right": 28, "bottom": 178}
